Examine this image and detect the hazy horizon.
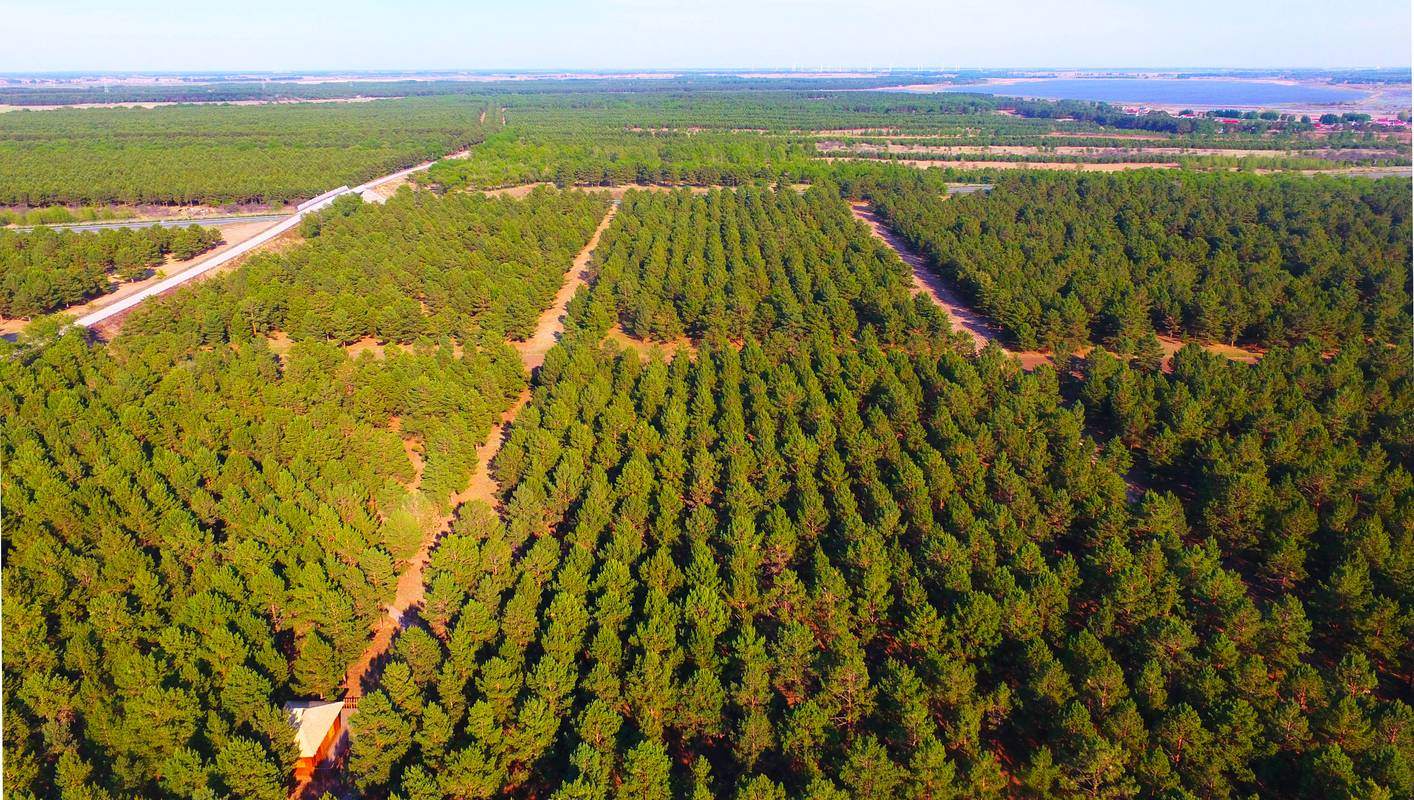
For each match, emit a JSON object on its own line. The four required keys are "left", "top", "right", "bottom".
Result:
{"left": 7, "top": 0, "right": 1410, "bottom": 73}
{"left": 4, "top": 66, "right": 1411, "bottom": 77}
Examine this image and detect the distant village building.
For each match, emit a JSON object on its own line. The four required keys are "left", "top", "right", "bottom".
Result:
{"left": 284, "top": 699, "right": 345, "bottom": 783}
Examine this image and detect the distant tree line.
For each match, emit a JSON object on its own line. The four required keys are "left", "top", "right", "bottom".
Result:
{"left": 421, "top": 130, "right": 822, "bottom": 191}
{"left": 0, "top": 97, "right": 495, "bottom": 207}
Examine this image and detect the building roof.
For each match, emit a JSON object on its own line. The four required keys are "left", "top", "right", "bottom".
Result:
{"left": 283, "top": 699, "right": 345, "bottom": 759}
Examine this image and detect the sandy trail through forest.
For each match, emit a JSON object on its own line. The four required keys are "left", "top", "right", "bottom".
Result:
{"left": 338, "top": 201, "right": 618, "bottom": 708}
{"left": 850, "top": 201, "right": 1021, "bottom": 357}
{"left": 479, "top": 182, "right": 718, "bottom": 199}
{"left": 519, "top": 200, "right": 619, "bottom": 370}
{"left": 851, "top": 200, "right": 1265, "bottom": 372}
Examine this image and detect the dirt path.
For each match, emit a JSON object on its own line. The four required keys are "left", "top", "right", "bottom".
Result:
{"left": 518, "top": 201, "right": 619, "bottom": 371}
{"left": 850, "top": 201, "right": 1262, "bottom": 372}
{"left": 336, "top": 201, "right": 619, "bottom": 711}
{"left": 850, "top": 201, "right": 1018, "bottom": 356}
{"left": 478, "top": 182, "right": 719, "bottom": 199}
{"left": 337, "top": 391, "right": 528, "bottom": 698}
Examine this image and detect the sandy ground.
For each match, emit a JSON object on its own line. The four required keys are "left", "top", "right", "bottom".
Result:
{"left": 266, "top": 331, "right": 293, "bottom": 358}
{"left": 820, "top": 141, "right": 1404, "bottom": 160}
{"left": 0, "top": 218, "right": 273, "bottom": 336}
{"left": 823, "top": 156, "right": 1180, "bottom": 172}
{"left": 603, "top": 325, "right": 697, "bottom": 360}
{"left": 478, "top": 181, "right": 815, "bottom": 200}
{"left": 0, "top": 96, "right": 395, "bottom": 113}
{"left": 477, "top": 182, "right": 717, "bottom": 199}
{"left": 2, "top": 202, "right": 294, "bottom": 225}
{"left": 343, "top": 336, "right": 463, "bottom": 361}
{"left": 1043, "top": 131, "right": 1171, "bottom": 141}
{"left": 851, "top": 201, "right": 1011, "bottom": 355}
{"left": 517, "top": 201, "right": 618, "bottom": 371}
{"left": 1291, "top": 166, "right": 1413, "bottom": 178}
{"left": 338, "top": 201, "right": 619, "bottom": 713}
{"left": 480, "top": 182, "right": 556, "bottom": 198}
{"left": 363, "top": 176, "right": 409, "bottom": 201}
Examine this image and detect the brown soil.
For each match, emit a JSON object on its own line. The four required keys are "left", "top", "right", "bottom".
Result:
{"left": 850, "top": 201, "right": 1012, "bottom": 355}
{"left": 344, "top": 337, "right": 391, "bottom": 359}
{"left": 1043, "top": 131, "right": 1170, "bottom": 141}
{"left": 518, "top": 202, "right": 618, "bottom": 371}
{"left": 1290, "top": 166, "right": 1413, "bottom": 178}
{"left": 823, "top": 156, "right": 1180, "bottom": 172}
{"left": 266, "top": 331, "right": 293, "bottom": 360}
{"left": 364, "top": 178, "right": 408, "bottom": 201}
{"left": 1, "top": 202, "right": 292, "bottom": 222}
{"left": 477, "top": 182, "right": 717, "bottom": 199}
{"left": 603, "top": 325, "right": 697, "bottom": 361}
{"left": 820, "top": 141, "right": 1402, "bottom": 160}
{"left": 0, "top": 96, "right": 394, "bottom": 113}
{"left": 480, "top": 182, "right": 555, "bottom": 198}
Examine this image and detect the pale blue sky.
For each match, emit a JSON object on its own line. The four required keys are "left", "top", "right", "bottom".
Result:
{"left": 4, "top": 0, "right": 1409, "bottom": 72}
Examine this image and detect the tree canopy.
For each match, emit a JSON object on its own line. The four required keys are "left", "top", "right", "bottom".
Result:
{"left": 866, "top": 170, "right": 1412, "bottom": 351}
{"left": 349, "top": 186, "right": 1413, "bottom": 800}
{"left": 0, "top": 223, "right": 222, "bottom": 317}
{"left": 0, "top": 187, "right": 609, "bottom": 799}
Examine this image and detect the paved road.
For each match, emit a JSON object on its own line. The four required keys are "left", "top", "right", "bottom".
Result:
{"left": 70, "top": 154, "right": 452, "bottom": 329}
{"left": 10, "top": 214, "right": 288, "bottom": 233}
{"left": 73, "top": 188, "right": 350, "bottom": 328}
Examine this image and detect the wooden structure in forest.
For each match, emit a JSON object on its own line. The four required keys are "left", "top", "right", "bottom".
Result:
{"left": 284, "top": 699, "right": 346, "bottom": 783}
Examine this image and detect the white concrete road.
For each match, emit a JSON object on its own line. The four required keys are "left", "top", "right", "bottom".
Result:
{"left": 73, "top": 191, "right": 347, "bottom": 327}
{"left": 72, "top": 154, "right": 449, "bottom": 329}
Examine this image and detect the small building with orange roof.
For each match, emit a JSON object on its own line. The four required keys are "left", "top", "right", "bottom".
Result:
{"left": 284, "top": 699, "right": 346, "bottom": 784}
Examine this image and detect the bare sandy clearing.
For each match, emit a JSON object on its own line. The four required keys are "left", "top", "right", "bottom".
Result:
{"left": 850, "top": 201, "right": 1014, "bottom": 356}
{"left": 0, "top": 96, "right": 396, "bottom": 113}
{"left": 1043, "top": 131, "right": 1171, "bottom": 141}
{"left": 2, "top": 202, "right": 293, "bottom": 223}
{"left": 604, "top": 325, "right": 697, "bottom": 361}
{"left": 820, "top": 141, "right": 1403, "bottom": 160}
{"left": 823, "top": 156, "right": 1181, "bottom": 172}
